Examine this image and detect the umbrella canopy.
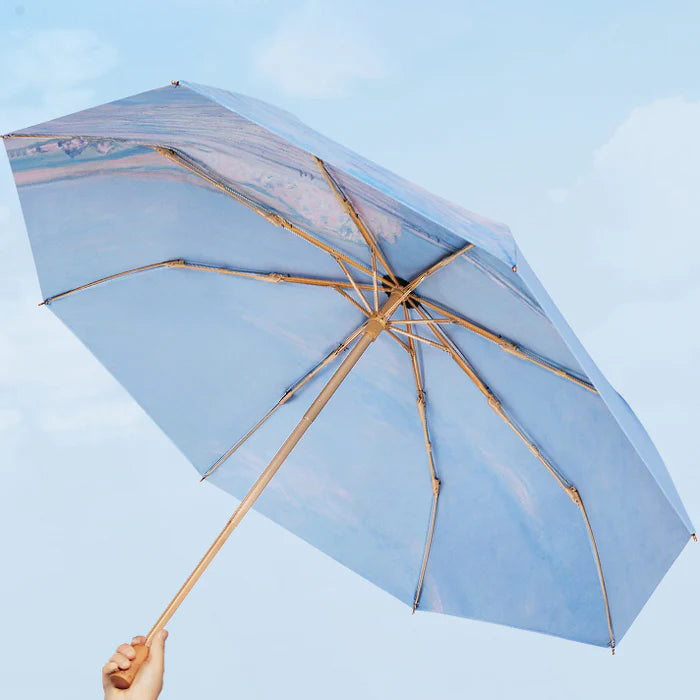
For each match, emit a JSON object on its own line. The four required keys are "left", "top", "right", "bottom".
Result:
{"left": 3, "top": 82, "right": 693, "bottom": 659}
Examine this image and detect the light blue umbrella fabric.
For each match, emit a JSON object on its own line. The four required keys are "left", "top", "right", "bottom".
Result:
{"left": 3, "top": 82, "right": 693, "bottom": 650}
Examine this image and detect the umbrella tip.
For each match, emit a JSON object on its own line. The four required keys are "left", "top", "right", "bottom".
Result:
{"left": 611, "top": 647, "right": 615, "bottom": 656}
{"left": 692, "top": 533, "right": 697, "bottom": 542}
{"left": 512, "top": 265, "right": 518, "bottom": 273}
{"left": 171, "top": 80, "right": 180, "bottom": 86}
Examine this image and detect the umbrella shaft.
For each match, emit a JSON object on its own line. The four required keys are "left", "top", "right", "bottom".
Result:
{"left": 145, "top": 290, "right": 403, "bottom": 644}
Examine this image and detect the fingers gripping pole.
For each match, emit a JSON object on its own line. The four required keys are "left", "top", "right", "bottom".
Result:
{"left": 110, "top": 645, "right": 150, "bottom": 690}
{"left": 110, "top": 290, "right": 404, "bottom": 689}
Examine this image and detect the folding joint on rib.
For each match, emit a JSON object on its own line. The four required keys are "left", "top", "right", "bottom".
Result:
{"left": 500, "top": 340, "right": 519, "bottom": 355}
{"left": 487, "top": 395, "right": 502, "bottom": 412}
{"left": 279, "top": 389, "right": 294, "bottom": 406}
{"left": 567, "top": 486, "right": 583, "bottom": 507}
{"left": 261, "top": 210, "right": 288, "bottom": 229}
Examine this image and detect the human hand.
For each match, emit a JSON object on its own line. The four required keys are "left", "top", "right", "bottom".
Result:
{"left": 102, "top": 630, "right": 168, "bottom": 700}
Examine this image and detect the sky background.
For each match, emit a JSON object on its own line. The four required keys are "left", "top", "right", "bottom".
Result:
{"left": 1, "top": 1, "right": 699, "bottom": 698}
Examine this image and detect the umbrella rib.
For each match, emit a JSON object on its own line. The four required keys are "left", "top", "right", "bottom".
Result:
{"left": 410, "top": 299, "right": 616, "bottom": 652}
{"left": 385, "top": 326, "right": 450, "bottom": 353}
{"left": 388, "top": 318, "right": 453, "bottom": 325}
{"left": 171, "top": 260, "right": 378, "bottom": 290}
{"left": 413, "top": 296, "right": 596, "bottom": 393}
{"left": 366, "top": 243, "right": 475, "bottom": 321}
{"left": 371, "top": 252, "right": 379, "bottom": 311}
{"left": 153, "top": 146, "right": 376, "bottom": 280}
{"left": 38, "top": 259, "right": 376, "bottom": 306}
{"left": 578, "top": 497, "right": 616, "bottom": 654}
{"left": 200, "top": 321, "right": 368, "bottom": 481}
{"left": 333, "top": 256, "right": 374, "bottom": 314}
{"left": 314, "top": 155, "right": 400, "bottom": 287}
{"left": 401, "top": 303, "right": 441, "bottom": 613}
{"left": 385, "top": 329, "right": 411, "bottom": 353}
{"left": 333, "top": 287, "right": 372, "bottom": 317}
{"left": 38, "top": 260, "right": 184, "bottom": 305}
{"left": 402, "top": 244, "right": 475, "bottom": 297}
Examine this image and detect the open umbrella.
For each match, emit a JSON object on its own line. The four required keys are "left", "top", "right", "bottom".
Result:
{"left": 3, "top": 81, "right": 694, "bottom": 687}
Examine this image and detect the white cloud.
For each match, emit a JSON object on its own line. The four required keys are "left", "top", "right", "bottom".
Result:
{"left": 0, "top": 29, "right": 118, "bottom": 132}
{"left": 580, "top": 281, "right": 700, "bottom": 499}
{"left": 583, "top": 282, "right": 700, "bottom": 400}
{"left": 513, "top": 97, "right": 700, "bottom": 471}
{"left": 4, "top": 29, "right": 118, "bottom": 93}
{"left": 516, "top": 95, "right": 700, "bottom": 345}
{"left": 548, "top": 97, "right": 700, "bottom": 288}
{"left": 0, "top": 408, "right": 22, "bottom": 432}
{"left": 0, "top": 251, "right": 144, "bottom": 445}
{"left": 0, "top": 29, "right": 136, "bottom": 446}
{"left": 254, "top": 0, "right": 388, "bottom": 98}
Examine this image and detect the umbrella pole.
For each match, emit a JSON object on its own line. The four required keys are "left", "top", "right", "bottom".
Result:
{"left": 110, "top": 289, "right": 404, "bottom": 689}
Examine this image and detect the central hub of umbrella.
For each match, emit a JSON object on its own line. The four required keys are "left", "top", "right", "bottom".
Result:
{"left": 366, "top": 288, "right": 408, "bottom": 339}
{"left": 365, "top": 317, "right": 387, "bottom": 338}
{"left": 381, "top": 273, "right": 408, "bottom": 290}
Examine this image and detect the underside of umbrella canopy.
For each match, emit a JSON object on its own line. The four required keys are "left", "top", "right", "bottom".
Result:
{"left": 3, "top": 82, "right": 694, "bottom": 653}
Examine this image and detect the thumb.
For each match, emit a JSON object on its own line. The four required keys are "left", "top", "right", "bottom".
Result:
{"left": 136, "top": 629, "right": 168, "bottom": 689}
{"left": 151, "top": 630, "right": 168, "bottom": 665}
{"left": 148, "top": 629, "right": 168, "bottom": 674}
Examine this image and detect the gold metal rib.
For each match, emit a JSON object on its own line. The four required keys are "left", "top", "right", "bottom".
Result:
{"left": 402, "top": 244, "right": 474, "bottom": 297}
{"left": 169, "top": 261, "right": 376, "bottom": 291}
{"left": 371, "top": 253, "right": 379, "bottom": 311}
{"left": 411, "top": 300, "right": 615, "bottom": 651}
{"left": 39, "top": 259, "right": 376, "bottom": 306}
{"left": 385, "top": 329, "right": 410, "bottom": 353}
{"left": 378, "top": 244, "right": 475, "bottom": 314}
{"left": 409, "top": 302, "right": 494, "bottom": 401}
{"left": 154, "top": 146, "right": 376, "bottom": 280}
{"left": 412, "top": 301, "right": 570, "bottom": 487}
{"left": 39, "top": 260, "right": 185, "bottom": 305}
{"left": 333, "top": 256, "right": 373, "bottom": 314}
{"left": 333, "top": 287, "right": 372, "bottom": 317}
{"left": 201, "top": 322, "right": 367, "bottom": 481}
{"left": 385, "top": 326, "right": 450, "bottom": 353}
{"left": 314, "top": 155, "right": 400, "bottom": 286}
{"left": 415, "top": 297, "right": 596, "bottom": 392}
{"left": 578, "top": 496, "right": 616, "bottom": 654}
{"left": 388, "top": 318, "right": 453, "bottom": 326}
{"left": 402, "top": 304, "right": 441, "bottom": 613}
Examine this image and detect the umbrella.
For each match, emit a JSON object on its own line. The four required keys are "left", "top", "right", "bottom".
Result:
{"left": 3, "top": 81, "right": 694, "bottom": 687}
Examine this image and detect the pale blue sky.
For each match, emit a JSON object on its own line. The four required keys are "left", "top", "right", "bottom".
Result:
{"left": 1, "top": 2, "right": 698, "bottom": 699}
